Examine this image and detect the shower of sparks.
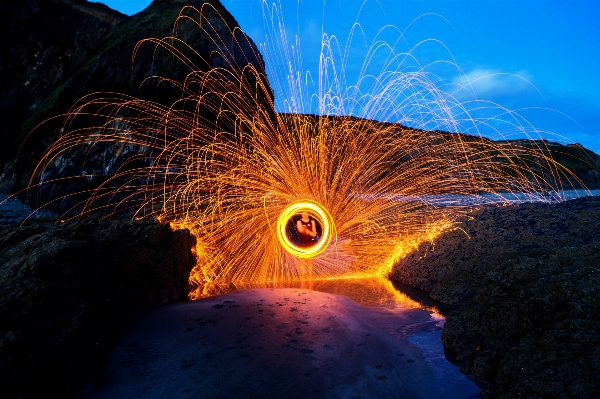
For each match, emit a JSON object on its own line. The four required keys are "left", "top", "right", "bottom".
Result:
{"left": 24, "top": 4, "right": 584, "bottom": 297}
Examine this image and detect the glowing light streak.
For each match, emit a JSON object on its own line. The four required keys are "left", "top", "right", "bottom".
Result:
{"left": 276, "top": 200, "right": 334, "bottom": 258}
{"left": 20, "top": 4, "right": 588, "bottom": 298}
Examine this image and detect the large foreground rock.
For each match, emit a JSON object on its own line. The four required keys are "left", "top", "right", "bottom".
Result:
{"left": 391, "top": 197, "right": 600, "bottom": 398}
{"left": 0, "top": 218, "right": 196, "bottom": 398}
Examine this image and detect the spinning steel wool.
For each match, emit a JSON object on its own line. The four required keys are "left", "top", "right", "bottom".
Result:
{"left": 28, "top": 4, "right": 580, "bottom": 297}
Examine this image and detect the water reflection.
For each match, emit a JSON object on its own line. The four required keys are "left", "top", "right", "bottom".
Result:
{"left": 354, "top": 189, "right": 600, "bottom": 206}
{"left": 196, "top": 276, "right": 483, "bottom": 397}
{"left": 196, "top": 276, "right": 446, "bottom": 314}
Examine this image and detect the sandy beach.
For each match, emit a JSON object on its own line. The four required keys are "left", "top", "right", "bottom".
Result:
{"left": 74, "top": 287, "right": 480, "bottom": 399}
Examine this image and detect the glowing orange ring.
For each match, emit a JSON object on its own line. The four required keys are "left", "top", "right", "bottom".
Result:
{"left": 276, "top": 200, "right": 334, "bottom": 258}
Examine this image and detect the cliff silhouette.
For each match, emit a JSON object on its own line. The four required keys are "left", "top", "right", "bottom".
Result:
{"left": 0, "top": 0, "right": 271, "bottom": 202}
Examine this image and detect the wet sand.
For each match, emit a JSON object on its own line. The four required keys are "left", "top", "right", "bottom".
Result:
{"left": 74, "top": 288, "right": 479, "bottom": 399}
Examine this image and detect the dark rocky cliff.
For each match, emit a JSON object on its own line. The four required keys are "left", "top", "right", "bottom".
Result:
{"left": 0, "top": 0, "right": 272, "bottom": 200}
{"left": 500, "top": 139, "right": 600, "bottom": 190}
{"left": 430, "top": 131, "right": 600, "bottom": 191}
{"left": 0, "top": 0, "right": 127, "bottom": 177}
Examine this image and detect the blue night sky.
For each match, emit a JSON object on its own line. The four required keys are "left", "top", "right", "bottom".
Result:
{"left": 97, "top": 0, "right": 600, "bottom": 154}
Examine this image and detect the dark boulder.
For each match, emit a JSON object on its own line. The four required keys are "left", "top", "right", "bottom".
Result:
{"left": 443, "top": 246, "right": 600, "bottom": 398}
{"left": 391, "top": 197, "right": 600, "bottom": 304}
{"left": 0, "top": 218, "right": 197, "bottom": 398}
{"left": 390, "top": 197, "right": 600, "bottom": 398}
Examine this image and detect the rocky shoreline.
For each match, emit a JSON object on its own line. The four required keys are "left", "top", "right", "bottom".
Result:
{"left": 2, "top": 197, "right": 599, "bottom": 398}
{"left": 0, "top": 194, "right": 55, "bottom": 225}
{"left": 0, "top": 217, "right": 197, "bottom": 398}
{"left": 391, "top": 196, "right": 600, "bottom": 398}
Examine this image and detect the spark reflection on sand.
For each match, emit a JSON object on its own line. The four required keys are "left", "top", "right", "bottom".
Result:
{"left": 195, "top": 276, "right": 435, "bottom": 313}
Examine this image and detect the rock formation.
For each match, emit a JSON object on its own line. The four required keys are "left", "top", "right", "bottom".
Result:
{"left": 0, "top": 0, "right": 272, "bottom": 206}
{"left": 0, "top": 0, "right": 127, "bottom": 177}
{"left": 391, "top": 197, "right": 600, "bottom": 398}
{"left": 0, "top": 218, "right": 197, "bottom": 398}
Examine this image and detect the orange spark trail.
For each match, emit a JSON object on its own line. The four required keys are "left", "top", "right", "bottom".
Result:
{"left": 26, "top": 4, "right": 585, "bottom": 298}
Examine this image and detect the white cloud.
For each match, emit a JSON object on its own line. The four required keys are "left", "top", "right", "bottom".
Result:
{"left": 452, "top": 68, "right": 536, "bottom": 99}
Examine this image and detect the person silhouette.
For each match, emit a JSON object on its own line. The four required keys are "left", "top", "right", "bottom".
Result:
{"left": 296, "top": 212, "right": 317, "bottom": 248}
{"left": 295, "top": 212, "right": 316, "bottom": 279}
